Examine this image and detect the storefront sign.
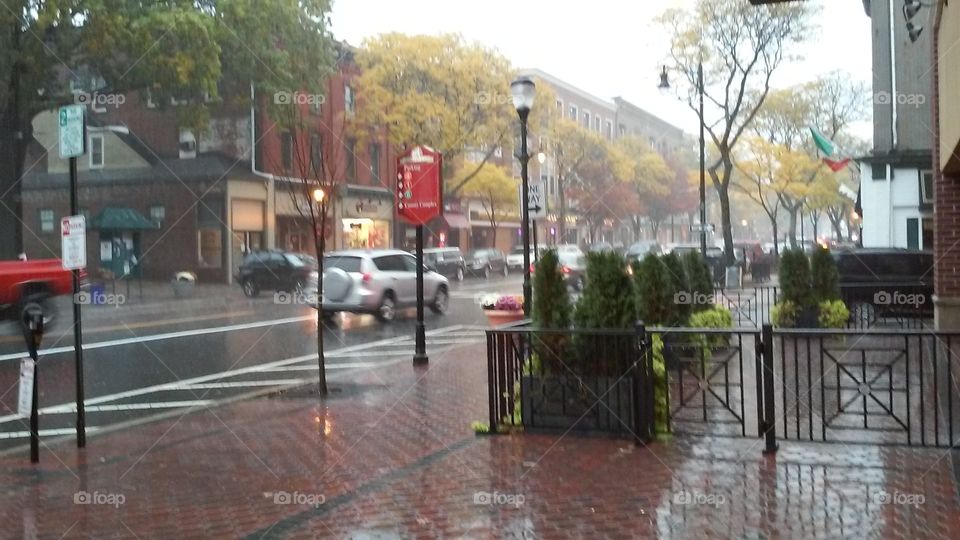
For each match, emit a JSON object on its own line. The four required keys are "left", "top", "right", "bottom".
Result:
{"left": 396, "top": 145, "right": 443, "bottom": 225}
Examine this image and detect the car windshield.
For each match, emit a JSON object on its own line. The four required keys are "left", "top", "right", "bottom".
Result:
{"left": 284, "top": 254, "right": 306, "bottom": 267}
{"left": 323, "top": 256, "right": 363, "bottom": 273}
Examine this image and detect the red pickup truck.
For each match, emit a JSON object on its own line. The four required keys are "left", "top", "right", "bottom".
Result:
{"left": 0, "top": 259, "right": 84, "bottom": 322}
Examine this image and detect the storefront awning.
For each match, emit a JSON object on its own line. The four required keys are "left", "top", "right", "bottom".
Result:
{"left": 88, "top": 207, "right": 159, "bottom": 231}
{"left": 442, "top": 213, "right": 471, "bottom": 229}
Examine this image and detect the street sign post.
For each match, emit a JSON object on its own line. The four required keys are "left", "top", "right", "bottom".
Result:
{"left": 520, "top": 181, "right": 547, "bottom": 220}
{"left": 58, "top": 104, "right": 87, "bottom": 448}
{"left": 61, "top": 216, "right": 86, "bottom": 270}
{"left": 396, "top": 146, "right": 443, "bottom": 366}
{"left": 690, "top": 223, "right": 715, "bottom": 233}
{"left": 58, "top": 105, "right": 85, "bottom": 159}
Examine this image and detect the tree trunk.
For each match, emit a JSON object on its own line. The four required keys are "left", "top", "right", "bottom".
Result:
{"left": 0, "top": 99, "right": 28, "bottom": 259}
{"left": 558, "top": 173, "right": 567, "bottom": 243}
{"left": 314, "top": 206, "right": 328, "bottom": 396}
{"left": 771, "top": 220, "right": 779, "bottom": 259}
{"left": 717, "top": 181, "right": 734, "bottom": 265}
{"left": 787, "top": 208, "right": 799, "bottom": 249}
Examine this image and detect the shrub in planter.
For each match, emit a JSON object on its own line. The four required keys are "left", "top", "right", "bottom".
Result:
{"left": 688, "top": 305, "right": 734, "bottom": 354}
{"left": 532, "top": 249, "right": 572, "bottom": 370}
{"left": 771, "top": 300, "right": 801, "bottom": 328}
{"left": 683, "top": 251, "right": 714, "bottom": 313}
{"left": 574, "top": 251, "right": 637, "bottom": 374}
{"left": 650, "top": 334, "right": 670, "bottom": 436}
{"left": 818, "top": 299, "right": 850, "bottom": 328}
{"left": 779, "top": 249, "right": 812, "bottom": 307}
{"left": 661, "top": 252, "right": 691, "bottom": 324}
{"left": 633, "top": 253, "right": 676, "bottom": 326}
{"left": 810, "top": 246, "right": 840, "bottom": 303}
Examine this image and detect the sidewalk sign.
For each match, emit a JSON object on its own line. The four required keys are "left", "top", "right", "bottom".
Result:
{"left": 18, "top": 358, "right": 35, "bottom": 417}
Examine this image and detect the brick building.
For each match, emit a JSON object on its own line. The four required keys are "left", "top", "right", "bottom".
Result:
{"left": 932, "top": 0, "right": 960, "bottom": 329}
{"left": 20, "top": 45, "right": 397, "bottom": 285}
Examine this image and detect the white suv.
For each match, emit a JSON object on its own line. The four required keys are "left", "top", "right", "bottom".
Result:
{"left": 315, "top": 249, "right": 450, "bottom": 322}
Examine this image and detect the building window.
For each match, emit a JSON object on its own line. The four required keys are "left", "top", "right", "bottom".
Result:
{"left": 605, "top": 121, "right": 613, "bottom": 140}
{"left": 280, "top": 131, "right": 293, "bottom": 171}
{"left": 619, "top": 124, "right": 626, "bottom": 137}
{"left": 906, "top": 217, "right": 920, "bottom": 249}
{"left": 583, "top": 111, "right": 591, "bottom": 129}
{"left": 150, "top": 205, "right": 165, "bottom": 225}
{"left": 39, "top": 209, "right": 54, "bottom": 233}
{"left": 310, "top": 133, "right": 322, "bottom": 172}
{"left": 344, "top": 84, "right": 355, "bottom": 114}
{"left": 346, "top": 138, "right": 357, "bottom": 181}
{"left": 89, "top": 135, "right": 104, "bottom": 168}
{"left": 569, "top": 105, "right": 578, "bottom": 121}
{"left": 369, "top": 143, "right": 381, "bottom": 182}
{"left": 921, "top": 170, "right": 934, "bottom": 204}
{"left": 922, "top": 217, "right": 934, "bottom": 250}
{"left": 556, "top": 100, "right": 563, "bottom": 115}
{"left": 595, "top": 116, "right": 602, "bottom": 132}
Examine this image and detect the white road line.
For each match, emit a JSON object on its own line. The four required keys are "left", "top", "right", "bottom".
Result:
{"left": 0, "top": 427, "right": 101, "bottom": 439}
{"left": 258, "top": 362, "right": 380, "bottom": 372}
{"left": 183, "top": 380, "right": 310, "bottom": 389}
{"left": 0, "top": 315, "right": 317, "bottom": 363}
{"left": 41, "top": 400, "right": 216, "bottom": 414}
{"left": 0, "top": 327, "right": 460, "bottom": 425}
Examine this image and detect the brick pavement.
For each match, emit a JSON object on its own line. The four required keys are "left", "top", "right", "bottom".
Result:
{"left": 1, "top": 341, "right": 960, "bottom": 539}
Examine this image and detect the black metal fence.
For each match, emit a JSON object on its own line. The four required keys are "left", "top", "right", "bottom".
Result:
{"left": 486, "top": 322, "right": 960, "bottom": 451}
{"left": 486, "top": 322, "right": 656, "bottom": 441}
{"left": 714, "top": 286, "right": 779, "bottom": 327}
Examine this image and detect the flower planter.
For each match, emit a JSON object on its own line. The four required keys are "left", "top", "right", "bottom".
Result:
{"left": 521, "top": 374, "right": 636, "bottom": 435}
{"left": 484, "top": 309, "right": 526, "bottom": 326}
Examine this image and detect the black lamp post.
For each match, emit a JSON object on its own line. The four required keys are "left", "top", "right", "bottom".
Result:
{"left": 511, "top": 76, "right": 536, "bottom": 316}
{"left": 660, "top": 63, "right": 707, "bottom": 258}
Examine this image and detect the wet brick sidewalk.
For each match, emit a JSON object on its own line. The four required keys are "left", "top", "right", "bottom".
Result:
{"left": 1, "top": 342, "right": 959, "bottom": 538}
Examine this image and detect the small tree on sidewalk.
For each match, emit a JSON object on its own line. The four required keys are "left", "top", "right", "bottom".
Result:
{"left": 269, "top": 102, "right": 348, "bottom": 396}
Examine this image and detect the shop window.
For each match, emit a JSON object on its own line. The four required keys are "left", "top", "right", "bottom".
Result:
{"left": 280, "top": 131, "right": 293, "bottom": 171}
{"left": 369, "top": 143, "right": 381, "bottom": 182}
{"left": 40, "top": 209, "right": 55, "bottom": 232}
{"left": 198, "top": 229, "right": 223, "bottom": 268}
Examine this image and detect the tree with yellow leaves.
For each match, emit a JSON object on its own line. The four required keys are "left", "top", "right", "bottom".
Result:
{"left": 455, "top": 163, "right": 517, "bottom": 235}
{"left": 352, "top": 33, "right": 515, "bottom": 195}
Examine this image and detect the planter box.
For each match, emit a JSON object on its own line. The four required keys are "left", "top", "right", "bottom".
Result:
{"left": 484, "top": 309, "right": 525, "bottom": 326}
{"left": 521, "top": 375, "right": 635, "bottom": 435}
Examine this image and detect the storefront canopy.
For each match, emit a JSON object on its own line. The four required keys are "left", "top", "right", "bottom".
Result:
{"left": 441, "top": 213, "right": 471, "bottom": 229}
{"left": 88, "top": 207, "right": 159, "bottom": 231}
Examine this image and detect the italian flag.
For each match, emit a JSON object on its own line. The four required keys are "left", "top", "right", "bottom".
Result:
{"left": 810, "top": 127, "right": 852, "bottom": 172}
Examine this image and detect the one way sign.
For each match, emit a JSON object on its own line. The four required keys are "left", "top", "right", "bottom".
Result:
{"left": 520, "top": 181, "right": 547, "bottom": 219}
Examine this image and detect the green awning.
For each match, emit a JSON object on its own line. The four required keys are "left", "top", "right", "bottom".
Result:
{"left": 87, "top": 207, "right": 159, "bottom": 231}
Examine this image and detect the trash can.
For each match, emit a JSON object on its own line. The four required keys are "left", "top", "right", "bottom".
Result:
{"left": 90, "top": 283, "right": 106, "bottom": 305}
{"left": 725, "top": 266, "right": 742, "bottom": 288}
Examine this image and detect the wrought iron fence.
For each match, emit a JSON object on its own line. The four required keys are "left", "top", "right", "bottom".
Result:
{"left": 486, "top": 322, "right": 655, "bottom": 442}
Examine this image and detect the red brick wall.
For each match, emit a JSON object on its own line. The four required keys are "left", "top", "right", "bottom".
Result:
{"left": 21, "top": 182, "right": 227, "bottom": 283}
{"left": 933, "top": 22, "right": 960, "bottom": 299}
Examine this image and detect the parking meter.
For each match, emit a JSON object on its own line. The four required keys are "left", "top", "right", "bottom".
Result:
{"left": 20, "top": 302, "right": 43, "bottom": 463}
{"left": 21, "top": 303, "right": 44, "bottom": 357}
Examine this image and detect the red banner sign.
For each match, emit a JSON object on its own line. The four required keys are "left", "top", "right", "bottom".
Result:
{"left": 396, "top": 145, "right": 443, "bottom": 225}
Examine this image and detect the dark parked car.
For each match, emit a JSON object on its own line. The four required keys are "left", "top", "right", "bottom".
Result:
{"left": 464, "top": 248, "right": 508, "bottom": 278}
{"left": 625, "top": 241, "right": 662, "bottom": 264}
{"left": 238, "top": 250, "right": 317, "bottom": 297}
{"left": 832, "top": 248, "right": 934, "bottom": 320}
{"left": 422, "top": 247, "right": 466, "bottom": 281}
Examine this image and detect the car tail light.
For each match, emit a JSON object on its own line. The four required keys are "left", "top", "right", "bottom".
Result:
{"left": 361, "top": 272, "right": 373, "bottom": 284}
{"left": 529, "top": 263, "right": 535, "bottom": 273}
{"left": 562, "top": 266, "right": 571, "bottom": 274}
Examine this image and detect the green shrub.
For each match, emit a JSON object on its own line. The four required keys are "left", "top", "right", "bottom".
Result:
{"left": 771, "top": 300, "right": 801, "bottom": 328}
{"left": 683, "top": 251, "right": 714, "bottom": 313}
{"left": 661, "top": 252, "right": 691, "bottom": 324}
{"left": 810, "top": 246, "right": 840, "bottom": 303}
{"left": 650, "top": 334, "right": 670, "bottom": 436}
{"left": 532, "top": 249, "right": 572, "bottom": 370}
{"left": 575, "top": 251, "right": 637, "bottom": 330}
{"left": 779, "top": 249, "right": 811, "bottom": 307}
{"left": 633, "top": 253, "right": 676, "bottom": 326}
{"left": 575, "top": 252, "right": 637, "bottom": 375}
{"left": 688, "top": 305, "right": 734, "bottom": 352}
{"left": 471, "top": 421, "right": 490, "bottom": 434}
{"left": 818, "top": 299, "right": 850, "bottom": 328}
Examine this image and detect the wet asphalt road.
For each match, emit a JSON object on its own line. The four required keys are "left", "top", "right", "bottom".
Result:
{"left": 0, "top": 274, "right": 523, "bottom": 450}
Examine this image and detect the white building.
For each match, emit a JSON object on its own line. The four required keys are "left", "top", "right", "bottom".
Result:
{"left": 858, "top": 160, "right": 933, "bottom": 249}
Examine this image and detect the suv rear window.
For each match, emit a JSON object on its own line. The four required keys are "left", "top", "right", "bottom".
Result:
{"left": 324, "top": 256, "right": 363, "bottom": 273}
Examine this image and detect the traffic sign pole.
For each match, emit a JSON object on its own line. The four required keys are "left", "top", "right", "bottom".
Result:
{"left": 70, "top": 155, "right": 86, "bottom": 448}
{"left": 413, "top": 225, "right": 428, "bottom": 365}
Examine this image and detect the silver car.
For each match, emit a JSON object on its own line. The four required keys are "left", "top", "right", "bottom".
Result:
{"left": 313, "top": 249, "right": 450, "bottom": 322}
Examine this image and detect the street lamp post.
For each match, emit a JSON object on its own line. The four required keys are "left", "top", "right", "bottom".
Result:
{"left": 660, "top": 63, "right": 707, "bottom": 258}
{"left": 511, "top": 76, "right": 536, "bottom": 316}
